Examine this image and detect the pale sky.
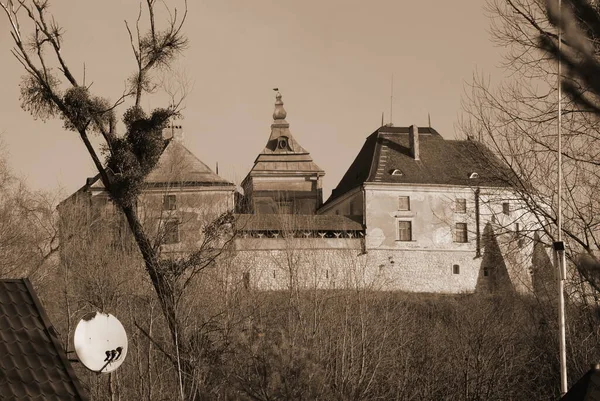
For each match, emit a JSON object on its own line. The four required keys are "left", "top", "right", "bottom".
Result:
{"left": 0, "top": 0, "right": 502, "bottom": 200}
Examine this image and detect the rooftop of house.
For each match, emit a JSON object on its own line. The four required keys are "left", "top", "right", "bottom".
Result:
{"left": 243, "top": 92, "right": 324, "bottom": 185}
{"left": 324, "top": 125, "right": 513, "bottom": 206}
{"left": 0, "top": 278, "right": 88, "bottom": 400}
{"left": 59, "top": 130, "right": 234, "bottom": 208}
{"left": 144, "top": 137, "right": 234, "bottom": 187}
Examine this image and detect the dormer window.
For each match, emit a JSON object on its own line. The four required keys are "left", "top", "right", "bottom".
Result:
{"left": 469, "top": 172, "right": 479, "bottom": 179}
{"left": 390, "top": 169, "right": 403, "bottom": 176}
{"left": 277, "top": 136, "right": 290, "bottom": 150}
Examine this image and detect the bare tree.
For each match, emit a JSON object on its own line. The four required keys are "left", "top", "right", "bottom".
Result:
{"left": 0, "top": 137, "right": 58, "bottom": 279}
{"left": 459, "top": 0, "right": 600, "bottom": 296}
{"left": 0, "top": 1, "right": 237, "bottom": 398}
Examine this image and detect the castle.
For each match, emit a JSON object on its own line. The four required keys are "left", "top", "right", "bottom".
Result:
{"left": 59, "top": 92, "right": 537, "bottom": 294}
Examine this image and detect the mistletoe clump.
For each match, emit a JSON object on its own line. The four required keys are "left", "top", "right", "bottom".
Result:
{"left": 62, "top": 86, "right": 115, "bottom": 133}
{"left": 19, "top": 73, "right": 61, "bottom": 121}
{"left": 106, "top": 106, "right": 171, "bottom": 207}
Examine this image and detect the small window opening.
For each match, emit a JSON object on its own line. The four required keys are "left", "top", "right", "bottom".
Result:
{"left": 243, "top": 272, "right": 250, "bottom": 290}
{"left": 502, "top": 202, "right": 510, "bottom": 216}
{"left": 456, "top": 198, "right": 466, "bottom": 214}
{"left": 325, "top": 270, "right": 329, "bottom": 279}
{"left": 272, "top": 270, "right": 276, "bottom": 279}
{"left": 454, "top": 223, "right": 468, "bottom": 243}
{"left": 277, "top": 136, "right": 289, "bottom": 150}
{"left": 453, "top": 264, "right": 460, "bottom": 275}
{"left": 483, "top": 266, "right": 490, "bottom": 277}
{"left": 398, "top": 221, "right": 412, "bottom": 241}
{"left": 163, "top": 194, "right": 177, "bottom": 211}
{"left": 469, "top": 172, "right": 479, "bottom": 179}
{"left": 390, "top": 169, "right": 403, "bottom": 176}
{"left": 163, "top": 220, "right": 180, "bottom": 244}
{"left": 398, "top": 196, "right": 410, "bottom": 211}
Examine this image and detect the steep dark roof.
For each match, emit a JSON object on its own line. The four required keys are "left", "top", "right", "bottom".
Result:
{"left": 325, "top": 126, "right": 511, "bottom": 206}
{"left": 145, "top": 139, "right": 234, "bottom": 186}
{"left": 236, "top": 214, "right": 363, "bottom": 232}
{"left": 59, "top": 138, "right": 234, "bottom": 208}
{"left": 0, "top": 279, "right": 88, "bottom": 400}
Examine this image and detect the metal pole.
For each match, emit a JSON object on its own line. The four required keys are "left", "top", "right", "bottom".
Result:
{"left": 390, "top": 73, "right": 394, "bottom": 126}
{"left": 557, "top": 0, "right": 568, "bottom": 394}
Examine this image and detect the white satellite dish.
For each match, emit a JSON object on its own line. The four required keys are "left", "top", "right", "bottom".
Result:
{"left": 74, "top": 312, "right": 128, "bottom": 373}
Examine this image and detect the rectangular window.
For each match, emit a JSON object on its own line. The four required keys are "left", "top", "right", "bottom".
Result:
{"left": 515, "top": 223, "right": 525, "bottom": 247}
{"left": 243, "top": 272, "right": 250, "bottom": 290}
{"left": 454, "top": 223, "right": 468, "bottom": 243}
{"left": 398, "top": 196, "right": 410, "bottom": 211}
{"left": 453, "top": 264, "right": 460, "bottom": 274}
{"left": 502, "top": 202, "right": 510, "bottom": 216}
{"left": 163, "top": 194, "right": 177, "bottom": 211}
{"left": 163, "top": 220, "right": 180, "bottom": 244}
{"left": 456, "top": 198, "right": 466, "bottom": 214}
{"left": 398, "top": 221, "right": 412, "bottom": 241}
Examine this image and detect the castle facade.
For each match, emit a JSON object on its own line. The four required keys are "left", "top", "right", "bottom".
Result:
{"left": 59, "top": 92, "right": 537, "bottom": 294}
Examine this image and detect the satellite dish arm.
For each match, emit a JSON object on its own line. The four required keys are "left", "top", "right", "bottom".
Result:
{"left": 97, "top": 346, "right": 124, "bottom": 374}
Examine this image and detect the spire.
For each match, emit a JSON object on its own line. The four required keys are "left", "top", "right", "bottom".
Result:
{"left": 273, "top": 88, "right": 287, "bottom": 121}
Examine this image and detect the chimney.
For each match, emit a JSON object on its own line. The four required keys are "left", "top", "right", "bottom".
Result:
{"left": 163, "top": 125, "right": 184, "bottom": 142}
{"left": 409, "top": 124, "right": 419, "bottom": 160}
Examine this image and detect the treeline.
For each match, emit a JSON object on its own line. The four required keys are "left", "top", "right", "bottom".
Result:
{"left": 36, "top": 256, "right": 600, "bottom": 401}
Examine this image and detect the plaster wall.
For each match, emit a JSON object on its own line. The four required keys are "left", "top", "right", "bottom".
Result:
{"left": 364, "top": 185, "right": 481, "bottom": 250}
{"left": 137, "top": 187, "right": 234, "bottom": 253}
{"left": 320, "top": 189, "right": 364, "bottom": 218}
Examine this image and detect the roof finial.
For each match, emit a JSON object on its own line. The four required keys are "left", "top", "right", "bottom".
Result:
{"left": 272, "top": 88, "right": 287, "bottom": 120}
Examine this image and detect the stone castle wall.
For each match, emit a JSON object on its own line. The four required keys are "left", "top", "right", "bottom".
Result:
{"left": 231, "top": 236, "right": 533, "bottom": 294}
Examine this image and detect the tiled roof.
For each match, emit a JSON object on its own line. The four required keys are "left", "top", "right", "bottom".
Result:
{"left": 236, "top": 214, "right": 363, "bottom": 231}
{"left": 60, "top": 138, "right": 234, "bottom": 206}
{"left": 0, "top": 279, "right": 88, "bottom": 401}
{"left": 145, "top": 139, "right": 234, "bottom": 186}
{"left": 325, "top": 126, "right": 512, "bottom": 205}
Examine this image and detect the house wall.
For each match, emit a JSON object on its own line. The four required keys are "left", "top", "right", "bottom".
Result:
{"left": 137, "top": 187, "right": 234, "bottom": 253}
{"left": 58, "top": 186, "right": 235, "bottom": 258}
{"left": 364, "top": 185, "right": 480, "bottom": 249}
{"left": 231, "top": 243, "right": 499, "bottom": 293}
{"left": 59, "top": 181, "right": 535, "bottom": 295}
{"left": 318, "top": 188, "right": 364, "bottom": 220}
{"left": 232, "top": 238, "right": 367, "bottom": 290}
{"left": 243, "top": 176, "right": 322, "bottom": 214}
{"left": 362, "top": 184, "right": 533, "bottom": 293}
{"left": 228, "top": 183, "right": 535, "bottom": 294}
